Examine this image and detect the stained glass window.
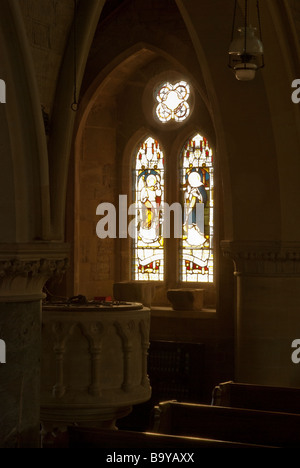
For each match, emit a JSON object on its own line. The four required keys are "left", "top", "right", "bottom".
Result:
{"left": 156, "top": 81, "right": 190, "bottom": 123}
{"left": 133, "top": 137, "right": 164, "bottom": 281}
{"left": 180, "top": 134, "right": 214, "bottom": 283}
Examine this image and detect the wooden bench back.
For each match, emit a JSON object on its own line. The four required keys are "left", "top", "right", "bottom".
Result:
{"left": 154, "top": 400, "right": 300, "bottom": 447}
{"left": 67, "top": 426, "right": 271, "bottom": 448}
{"left": 212, "top": 381, "right": 300, "bottom": 413}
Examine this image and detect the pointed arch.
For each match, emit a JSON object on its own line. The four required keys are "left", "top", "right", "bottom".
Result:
{"left": 180, "top": 133, "right": 214, "bottom": 282}
{"left": 132, "top": 136, "right": 165, "bottom": 281}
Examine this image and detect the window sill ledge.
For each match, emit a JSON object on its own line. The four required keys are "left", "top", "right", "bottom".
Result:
{"left": 150, "top": 306, "right": 216, "bottom": 319}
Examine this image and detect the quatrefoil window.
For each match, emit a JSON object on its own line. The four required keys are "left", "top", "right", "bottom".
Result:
{"left": 156, "top": 81, "right": 190, "bottom": 123}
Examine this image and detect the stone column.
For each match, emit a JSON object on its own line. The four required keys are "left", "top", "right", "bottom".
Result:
{"left": 221, "top": 241, "right": 300, "bottom": 388}
{"left": 0, "top": 243, "right": 69, "bottom": 448}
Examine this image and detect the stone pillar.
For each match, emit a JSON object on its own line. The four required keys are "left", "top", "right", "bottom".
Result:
{"left": 221, "top": 241, "right": 300, "bottom": 388}
{"left": 0, "top": 244, "right": 69, "bottom": 448}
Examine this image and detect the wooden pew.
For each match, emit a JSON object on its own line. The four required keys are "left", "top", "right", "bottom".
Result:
{"left": 67, "top": 426, "right": 270, "bottom": 448}
{"left": 152, "top": 400, "right": 300, "bottom": 448}
{"left": 212, "top": 380, "right": 300, "bottom": 414}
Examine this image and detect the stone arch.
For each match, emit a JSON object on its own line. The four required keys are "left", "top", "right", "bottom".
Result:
{"left": 48, "top": 0, "right": 106, "bottom": 240}
{"left": 73, "top": 40, "right": 217, "bottom": 295}
{"left": 0, "top": 0, "right": 50, "bottom": 242}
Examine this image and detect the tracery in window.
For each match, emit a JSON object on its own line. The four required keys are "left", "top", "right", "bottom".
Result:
{"left": 180, "top": 133, "right": 214, "bottom": 283}
{"left": 133, "top": 137, "right": 164, "bottom": 281}
{"left": 156, "top": 81, "right": 190, "bottom": 123}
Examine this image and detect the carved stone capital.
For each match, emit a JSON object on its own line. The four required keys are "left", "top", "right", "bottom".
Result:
{"left": 221, "top": 240, "right": 300, "bottom": 277}
{"left": 0, "top": 243, "right": 70, "bottom": 301}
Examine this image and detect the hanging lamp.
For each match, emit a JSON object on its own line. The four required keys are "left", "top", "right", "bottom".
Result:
{"left": 228, "top": 0, "right": 264, "bottom": 81}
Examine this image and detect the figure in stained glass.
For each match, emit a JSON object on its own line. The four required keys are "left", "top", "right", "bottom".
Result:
{"left": 180, "top": 134, "right": 214, "bottom": 283}
{"left": 139, "top": 170, "right": 162, "bottom": 243}
{"left": 183, "top": 168, "right": 207, "bottom": 247}
{"left": 133, "top": 137, "right": 164, "bottom": 281}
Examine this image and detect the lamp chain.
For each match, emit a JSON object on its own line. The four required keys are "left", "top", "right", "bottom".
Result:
{"left": 230, "top": 0, "right": 237, "bottom": 42}
{"left": 244, "top": 0, "right": 248, "bottom": 54}
{"left": 71, "top": 0, "right": 78, "bottom": 112}
{"left": 256, "top": 0, "right": 264, "bottom": 67}
{"left": 256, "top": 0, "right": 262, "bottom": 40}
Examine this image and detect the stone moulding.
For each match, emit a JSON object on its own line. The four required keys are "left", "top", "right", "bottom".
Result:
{"left": 0, "top": 243, "right": 70, "bottom": 301}
{"left": 0, "top": 258, "right": 69, "bottom": 278}
{"left": 221, "top": 240, "right": 300, "bottom": 277}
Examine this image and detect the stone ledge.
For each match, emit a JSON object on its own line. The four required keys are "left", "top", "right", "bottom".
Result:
{"left": 150, "top": 306, "right": 216, "bottom": 319}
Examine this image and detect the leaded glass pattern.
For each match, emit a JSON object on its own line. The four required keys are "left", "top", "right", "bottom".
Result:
{"left": 133, "top": 137, "right": 164, "bottom": 281}
{"left": 180, "top": 134, "right": 214, "bottom": 283}
{"left": 156, "top": 81, "right": 190, "bottom": 123}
